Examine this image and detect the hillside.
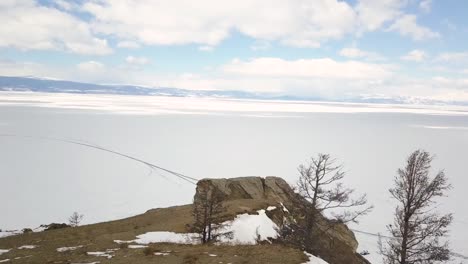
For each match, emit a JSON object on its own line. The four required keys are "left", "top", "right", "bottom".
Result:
{"left": 0, "top": 76, "right": 459, "bottom": 105}
{"left": 0, "top": 177, "right": 365, "bottom": 264}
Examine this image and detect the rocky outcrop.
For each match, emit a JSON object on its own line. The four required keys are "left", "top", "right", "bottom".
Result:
{"left": 194, "top": 176, "right": 294, "bottom": 202}
{"left": 194, "top": 176, "right": 366, "bottom": 264}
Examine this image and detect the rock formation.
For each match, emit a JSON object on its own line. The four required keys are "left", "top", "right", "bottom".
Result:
{"left": 194, "top": 176, "right": 369, "bottom": 264}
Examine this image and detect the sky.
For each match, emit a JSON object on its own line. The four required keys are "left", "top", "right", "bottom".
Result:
{"left": 1, "top": 0, "right": 468, "bottom": 102}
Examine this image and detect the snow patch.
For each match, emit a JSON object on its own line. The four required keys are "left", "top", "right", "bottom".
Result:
{"left": 302, "top": 252, "right": 329, "bottom": 264}
{"left": 115, "top": 231, "right": 197, "bottom": 245}
{"left": 127, "top": 245, "right": 147, "bottom": 249}
{"left": 266, "top": 206, "right": 277, "bottom": 211}
{"left": 18, "top": 245, "right": 37, "bottom": 249}
{"left": 114, "top": 210, "right": 278, "bottom": 246}
{"left": 154, "top": 252, "right": 170, "bottom": 256}
{"left": 0, "top": 250, "right": 10, "bottom": 256}
{"left": 56, "top": 245, "right": 83, "bottom": 252}
{"left": 220, "top": 209, "right": 278, "bottom": 244}
{"left": 0, "top": 230, "right": 21, "bottom": 238}
{"left": 87, "top": 251, "right": 113, "bottom": 259}
{"left": 0, "top": 259, "right": 9, "bottom": 263}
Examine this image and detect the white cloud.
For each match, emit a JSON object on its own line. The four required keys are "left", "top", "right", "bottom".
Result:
{"left": 125, "top": 56, "right": 150, "bottom": 65}
{"left": 355, "top": 0, "right": 406, "bottom": 32}
{"left": 222, "top": 57, "right": 393, "bottom": 80}
{"left": 388, "top": 14, "right": 440, "bottom": 40}
{"left": 77, "top": 61, "right": 105, "bottom": 72}
{"left": 53, "top": 0, "right": 74, "bottom": 11}
{"left": 82, "top": 0, "right": 357, "bottom": 48}
{"left": 339, "top": 48, "right": 384, "bottom": 60}
{"left": 419, "top": 0, "right": 432, "bottom": 13}
{"left": 435, "top": 52, "right": 468, "bottom": 62}
{"left": 401, "top": 49, "right": 427, "bottom": 62}
{"left": 0, "top": 0, "right": 112, "bottom": 55}
{"left": 117, "top": 41, "right": 141, "bottom": 49}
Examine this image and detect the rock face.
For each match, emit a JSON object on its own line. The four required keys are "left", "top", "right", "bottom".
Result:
{"left": 194, "top": 176, "right": 365, "bottom": 264}
{"left": 195, "top": 176, "right": 294, "bottom": 202}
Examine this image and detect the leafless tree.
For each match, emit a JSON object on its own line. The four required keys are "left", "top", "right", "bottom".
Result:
{"left": 191, "top": 184, "right": 232, "bottom": 244}
{"left": 68, "top": 212, "right": 84, "bottom": 227}
{"left": 380, "top": 150, "right": 452, "bottom": 264}
{"left": 280, "top": 154, "right": 372, "bottom": 251}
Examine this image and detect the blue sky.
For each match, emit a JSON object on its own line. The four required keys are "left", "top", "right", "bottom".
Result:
{"left": 1, "top": 0, "right": 468, "bottom": 102}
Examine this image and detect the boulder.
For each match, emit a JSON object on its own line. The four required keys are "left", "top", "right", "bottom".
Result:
{"left": 194, "top": 176, "right": 295, "bottom": 202}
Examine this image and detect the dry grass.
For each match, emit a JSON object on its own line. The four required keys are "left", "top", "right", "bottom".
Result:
{"left": 0, "top": 202, "right": 310, "bottom": 264}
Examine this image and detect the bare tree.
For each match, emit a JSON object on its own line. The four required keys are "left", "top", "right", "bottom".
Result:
{"left": 191, "top": 184, "right": 232, "bottom": 244}
{"left": 68, "top": 212, "right": 84, "bottom": 227}
{"left": 380, "top": 150, "right": 452, "bottom": 264}
{"left": 280, "top": 154, "right": 372, "bottom": 251}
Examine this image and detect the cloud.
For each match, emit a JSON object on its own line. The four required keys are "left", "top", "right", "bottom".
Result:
{"left": 388, "top": 14, "right": 440, "bottom": 40}
{"left": 419, "top": 0, "right": 432, "bottom": 13}
{"left": 125, "top": 56, "right": 150, "bottom": 65}
{"left": 82, "top": 0, "right": 357, "bottom": 48}
{"left": 77, "top": 61, "right": 105, "bottom": 72}
{"left": 435, "top": 52, "right": 468, "bottom": 62}
{"left": 222, "top": 57, "right": 393, "bottom": 80}
{"left": 355, "top": 0, "right": 406, "bottom": 32}
{"left": 401, "top": 49, "right": 427, "bottom": 62}
{"left": 0, "top": 0, "right": 112, "bottom": 55}
{"left": 339, "top": 48, "right": 384, "bottom": 60}
{"left": 117, "top": 41, "right": 141, "bottom": 49}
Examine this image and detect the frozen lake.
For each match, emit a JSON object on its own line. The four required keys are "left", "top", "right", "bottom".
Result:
{"left": 1, "top": 92, "right": 467, "bottom": 262}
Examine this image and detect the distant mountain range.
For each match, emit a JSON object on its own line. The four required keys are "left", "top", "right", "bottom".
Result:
{"left": 0, "top": 76, "right": 465, "bottom": 106}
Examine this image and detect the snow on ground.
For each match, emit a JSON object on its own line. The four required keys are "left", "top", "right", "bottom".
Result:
{"left": 0, "top": 259, "right": 9, "bottom": 263}
{"left": 0, "top": 250, "right": 10, "bottom": 256}
{"left": 0, "top": 231, "right": 21, "bottom": 238}
{"left": 56, "top": 245, "right": 83, "bottom": 252}
{"left": 114, "top": 208, "right": 279, "bottom": 246}
{"left": 0, "top": 226, "right": 47, "bottom": 239}
{"left": 266, "top": 206, "right": 277, "bottom": 211}
{"left": 18, "top": 245, "right": 37, "bottom": 249}
{"left": 87, "top": 251, "right": 113, "bottom": 259}
{"left": 302, "top": 252, "right": 329, "bottom": 264}
{"left": 115, "top": 231, "right": 198, "bottom": 245}
{"left": 154, "top": 252, "right": 170, "bottom": 256}
{"left": 127, "top": 245, "right": 147, "bottom": 249}
{"left": 220, "top": 209, "right": 278, "bottom": 244}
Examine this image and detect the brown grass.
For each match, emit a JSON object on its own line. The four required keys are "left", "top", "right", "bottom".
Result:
{"left": 0, "top": 202, "right": 310, "bottom": 264}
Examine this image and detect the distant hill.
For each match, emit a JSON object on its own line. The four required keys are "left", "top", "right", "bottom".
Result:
{"left": 1, "top": 76, "right": 466, "bottom": 106}
{"left": 0, "top": 76, "right": 309, "bottom": 101}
